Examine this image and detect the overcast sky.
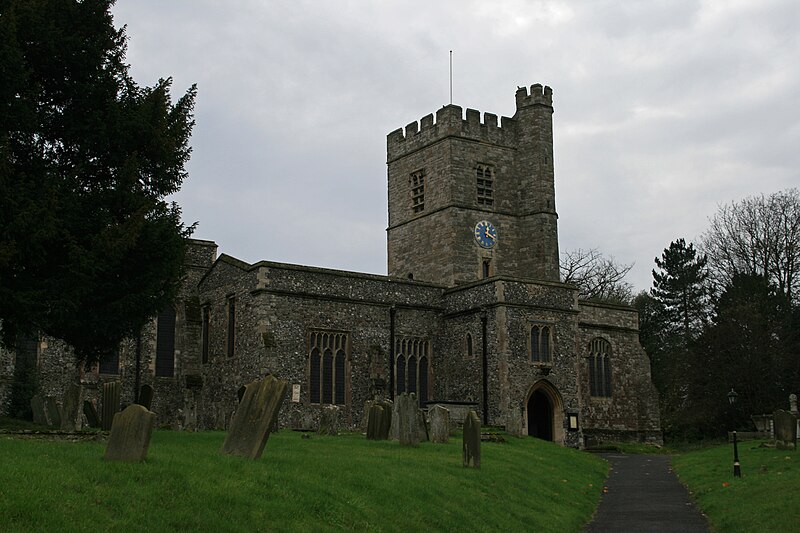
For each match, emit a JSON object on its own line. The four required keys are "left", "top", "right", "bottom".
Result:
{"left": 112, "top": 0, "right": 799, "bottom": 292}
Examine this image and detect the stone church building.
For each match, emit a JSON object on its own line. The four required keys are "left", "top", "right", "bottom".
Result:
{"left": 1, "top": 84, "right": 662, "bottom": 447}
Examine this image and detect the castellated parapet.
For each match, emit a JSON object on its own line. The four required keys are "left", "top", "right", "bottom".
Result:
{"left": 387, "top": 84, "right": 553, "bottom": 162}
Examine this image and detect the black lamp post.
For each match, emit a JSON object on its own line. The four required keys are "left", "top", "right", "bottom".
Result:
{"left": 727, "top": 388, "right": 741, "bottom": 478}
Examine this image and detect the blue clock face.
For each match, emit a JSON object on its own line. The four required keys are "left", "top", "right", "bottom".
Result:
{"left": 474, "top": 220, "right": 497, "bottom": 248}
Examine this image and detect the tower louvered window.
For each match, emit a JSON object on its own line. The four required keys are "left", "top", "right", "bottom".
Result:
{"left": 308, "top": 331, "right": 348, "bottom": 405}
{"left": 155, "top": 306, "right": 176, "bottom": 377}
{"left": 588, "top": 337, "right": 612, "bottom": 397}
{"left": 395, "top": 337, "right": 431, "bottom": 404}
{"left": 476, "top": 164, "right": 494, "bottom": 206}
{"left": 410, "top": 170, "right": 426, "bottom": 213}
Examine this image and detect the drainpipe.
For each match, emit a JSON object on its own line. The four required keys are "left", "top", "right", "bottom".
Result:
{"left": 389, "top": 306, "right": 396, "bottom": 399}
{"left": 134, "top": 333, "right": 142, "bottom": 404}
{"left": 481, "top": 309, "right": 489, "bottom": 425}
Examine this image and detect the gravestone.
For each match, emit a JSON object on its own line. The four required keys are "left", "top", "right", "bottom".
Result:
{"left": 318, "top": 405, "right": 339, "bottom": 436}
{"left": 397, "top": 393, "right": 420, "bottom": 447}
{"left": 102, "top": 381, "right": 121, "bottom": 431}
{"left": 361, "top": 400, "right": 375, "bottom": 432}
{"left": 463, "top": 410, "right": 481, "bottom": 468}
{"left": 60, "top": 382, "right": 83, "bottom": 431}
{"left": 773, "top": 409, "right": 797, "bottom": 451}
{"left": 237, "top": 385, "right": 247, "bottom": 403}
{"left": 103, "top": 404, "right": 156, "bottom": 462}
{"left": 790, "top": 393, "right": 798, "bottom": 416}
{"left": 389, "top": 400, "right": 400, "bottom": 440}
{"left": 137, "top": 384, "right": 154, "bottom": 410}
{"left": 416, "top": 409, "right": 429, "bottom": 442}
{"left": 44, "top": 396, "right": 61, "bottom": 428}
{"left": 83, "top": 400, "right": 101, "bottom": 428}
{"left": 429, "top": 404, "right": 450, "bottom": 444}
{"left": 505, "top": 409, "right": 523, "bottom": 437}
{"left": 378, "top": 400, "right": 393, "bottom": 440}
{"left": 30, "top": 395, "right": 48, "bottom": 426}
{"left": 366, "top": 404, "right": 385, "bottom": 440}
{"left": 221, "top": 375, "right": 289, "bottom": 459}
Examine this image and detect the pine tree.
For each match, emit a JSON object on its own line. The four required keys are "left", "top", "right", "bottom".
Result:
{"left": 651, "top": 239, "right": 710, "bottom": 345}
{"left": 0, "top": 0, "right": 196, "bottom": 363}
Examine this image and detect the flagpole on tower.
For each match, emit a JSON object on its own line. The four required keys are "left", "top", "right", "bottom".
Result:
{"left": 449, "top": 50, "right": 453, "bottom": 104}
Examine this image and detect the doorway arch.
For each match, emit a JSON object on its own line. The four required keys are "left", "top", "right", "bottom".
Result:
{"left": 525, "top": 380, "right": 564, "bottom": 443}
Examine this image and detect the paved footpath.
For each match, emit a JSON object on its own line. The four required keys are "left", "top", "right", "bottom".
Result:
{"left": 585, "top": 454, "right": 710, "bottom": 533}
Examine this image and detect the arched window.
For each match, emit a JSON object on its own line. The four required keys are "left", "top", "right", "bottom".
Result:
{"left": 155, "top": 306, "right": 176, "bottom": 377}
{"left": 419, "top": 355, "right": 429, "bottom": 404}
{"left": 408, "top": 355, "right": 418, "bottom": 394}
{"left": 308, "top": 331, "right": 349, "bottom": 405}
{"left": 335, "top": 349, "right": 345, "bottom": 405}
{"left": 530, "top": 325, "right": 553, "bottom": 363}
{"left": 530, "top": 326, "right": 540, "bottom": 362}
{"left": 396, "top": 355, "right": 406, "bottom": 394}
{"left": 588, "top": 338, "right": 612, "bottom": 397}
{"left": 310, "top": 347, "right": 320, "bottom": 404}
{"left": 465, "top": 333, "right": 473, "bottom": 359}
{"left": 541, "top": 326, "right": 551, "bottom": 363}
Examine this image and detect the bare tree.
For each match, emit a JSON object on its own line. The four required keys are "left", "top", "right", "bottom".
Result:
{"left": 701, "top": 189, "right": 800, "bottom": 303}
{"left": 560, "top": 248, "right": 634, "bottom": 304}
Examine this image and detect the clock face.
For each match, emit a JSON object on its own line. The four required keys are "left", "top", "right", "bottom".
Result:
{"left": 474, "top": 220, "right": 497, "bottom": 248}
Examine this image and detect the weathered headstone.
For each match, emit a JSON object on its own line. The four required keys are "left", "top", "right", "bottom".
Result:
{"left": 416, "top": 409, "right": 429, "bottom": 442}
{"left": 505, "top": 409, "right": 523, "bottom": 437}
{"left": 463, "top": 410, "right": 481, "bottom": 468}
{"left": 103, "top": 404, "right": 156, "bottom": 462}
{"left": 774, "top": 409, "right": 797, "bottom": 451}
{"left": 137, "top": 384, "right": 154, "bottom": 410}
{"left": 366, "top": 404, "right": 385, "bottom": 440}
{"left": 318, "top": 405, "right": 339, "bottom": 436}
{"left": 790, "top": 393, "right": 798, "bottom": 416}
{"left": 60, "top": 382, "right": 83, "bottom": 431}
{"left": 102, "top": 381, "right": 121, "bottom": 431}
{"left": 378, "top": 400, "right": 393, "bottom": 440}
{"left": 44, "top": 396, "right": 61, "bottom": 428}
{"left": 30, "top": 395, "right": 49, "bottom": 426}
{"left": 429, "top": 404, "right": 450, "bottom": 444}
{"left": 361, "top": 400, "right": 375, "bottom": 431}
{"left": 397, "top": 392, "right": 420, "bottom": 447}
{"left": 221, "top": 375, "right": 289, "bottom": 459}
{"left": 83, "top": 400, "right": 101, "bottom": 428}
{"left": 389, "top": 400, "right": 400, "bottom": 440}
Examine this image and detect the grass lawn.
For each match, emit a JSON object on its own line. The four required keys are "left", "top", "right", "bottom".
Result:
{"left": 0, "top": 429, "right": 607, "bottom": 532}
{"left": 672, "top": 440, "right": 800, "bottom": 532}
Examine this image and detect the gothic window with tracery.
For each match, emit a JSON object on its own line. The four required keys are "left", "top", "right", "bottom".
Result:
{"left": 395, "top": 337, "right": 431, "bottom": 404}
{"left": 530, "top": 325, "right": 552, "bottom": 363}
{"left": 308, "top": 331, "right": 349, "bottom": 405}
{"left": 588, "top": 337, "right": 612, "bottom": 397}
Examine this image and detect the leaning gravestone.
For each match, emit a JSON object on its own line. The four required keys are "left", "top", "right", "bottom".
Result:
{"left": 60, "top": 382, "right": 83, "bottom": 431}
{"left": 463, "top": 410, "right": 481, "bottom": 468}
{"left": 397, "top": 393, "right": 420, "bottom": 447}
{"left": 221, "top": 375, "right": 289, "bottom": 459}
{"left": 429, "top": 404, "right": 450, "bottom": 444}
{"left": 137, "top": 384, "right": 154, "bottom": 411}
{"left": 83, "top": 400, "right": 101, "bottom": 428}
{"left": 103, "top": 404, "right": 156, "bottom": 462}
{"left": 378, "top": 400, "right": 393, "bottom": 440}
{"left": 416, "top": 409, "right": 429, "bottom": 442}
{"left": 774, "top": 409, "right": 797, "bottom": 451}
{"left": 44, "top": 396, "right": 61, "bottom": 428}
{"left": 30, "top": 395, "right": 49, "bottom": 426}
{"left": 318, "top": 405, "right": 339, "bottom": 436}
{"left": 102, "top": 381, "right": 121, "bottom": 431}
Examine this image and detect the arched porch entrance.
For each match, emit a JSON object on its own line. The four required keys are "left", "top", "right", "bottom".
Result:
{"left": 525, "top": 380, "right": 564, "bottom": 443}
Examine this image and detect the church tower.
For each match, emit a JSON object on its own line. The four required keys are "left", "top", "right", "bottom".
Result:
{"left": 387, "top": 84, "right": 560, "bottom": 286}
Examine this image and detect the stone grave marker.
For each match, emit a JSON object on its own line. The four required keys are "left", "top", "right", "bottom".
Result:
{"left": 416, "top": 409, "right": 429, "bottom": 442}
{"left": 389, "top": 400, "right": 400, "bottom": 440}
{"left": 318, "top": 405, "right": 339, "bottom": 436}
{"left": 774, "top": 409, "right": 797, "bottom": 451}
{"left": 221, "top": 375, "right": 289, "bottom": 459}
{"left": 102, "top": 381, "right": 121, "bottom": 431}
{"left": 366, "top": 404, "right": 385, "bottom": 440}
{"left": 397, "top": 392, "right": 420, "bottom": 447}
{"left": 83, "top": 400, "right": 101, "bottom": 428}
{"left": 60, "top": 382, "right": 83, "bottom": 431}
{"left": 103, "top": 404, "right": 156, "bottom": 462}
{"left": 463, "top": 410, "right": 481, "bottom": 468}
{"left": 30, "top": 395, "right": 49, "bottom": 426}
{"left": 378, "top": 400, "right": 393, "bottom": 440}
{"left": 44, "top": 396, "right": 61, "bottom": 428}
{"left": 360, "top": 400, "right": 375, "bottom": 431}
{"left": 137, "top": 384, "right": 154, "bottom": 410}
{"left": 429, "top": 405, "right": 450, "bottom": 443}
{"left": 237, "top": 385, "right": 247, "bottom": 403}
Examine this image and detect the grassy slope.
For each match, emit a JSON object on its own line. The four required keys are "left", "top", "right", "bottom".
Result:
{"left": 0, "top": 430, "right": 607, "bottom": 532}
{"left": 672, "top": 440, "right": 800, "bottom": 532}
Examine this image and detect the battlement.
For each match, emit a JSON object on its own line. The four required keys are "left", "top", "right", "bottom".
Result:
{"left": 515, "top": 83, "right": 553, "bottom": 109}
{"left": 387, "top": 83, "right": 553, "bottom": 161}
{"left": 387, "top": 104, "right": 517, "bottom": 161}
